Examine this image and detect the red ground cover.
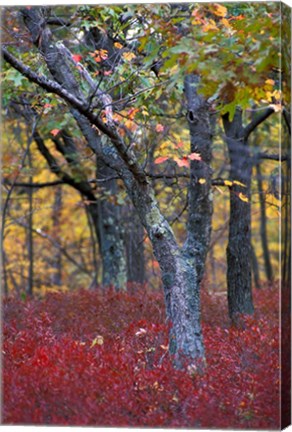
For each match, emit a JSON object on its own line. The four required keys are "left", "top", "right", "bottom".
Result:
{"left": 3, "top": 285, "right": 280, "bottom": 428}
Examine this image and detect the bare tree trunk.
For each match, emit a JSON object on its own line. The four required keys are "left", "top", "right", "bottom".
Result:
{"left": 223, "top": 110, "right": 254, "bottom": 319}
{"left": 251, "top": 244, "right": 261, "bottom": 289}
{"left": 51, "top": 186, "right": 62, "bottom": 286}
{"left": 26, "top": 149, "right": 34, "bottom": 296}
{"left": 124, "top": 206, "right": 145, "bottom": 286}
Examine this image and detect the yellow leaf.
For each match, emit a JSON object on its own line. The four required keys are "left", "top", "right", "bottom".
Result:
{"left": 224, "top": 180, "right": 233, "bottom": 186}
{"left": 221, "top": 18, "right": 231, "bottom": 28}
{"left": 213, "top": 4, "right": 227, "bottom": 17}
{"left": 122, "top": 52, "right": 136, "bottom": 61}
{"left": 233, "top": 180, "right": 246, "bottom": 187}
{"left": 238, "top": 192, "right": 249, "bottom": 202}
{"left": 198, "top": 178, "right": 206, "bottom": 184}
{"left": 265, "top": 79, "right": 275, "bottom": 86}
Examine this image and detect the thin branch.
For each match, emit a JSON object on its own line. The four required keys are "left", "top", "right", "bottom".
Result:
{"left": 244, "top": 107, "right": 275, "bottom": 139}
{"left": 283, "top": 108, "right": 291, "bottom": 135}
{"left": 3, "top": 179, "right": 65, "bottom": 188}
{"left": 257, "top": 152, "right": 288, "bottom": 162}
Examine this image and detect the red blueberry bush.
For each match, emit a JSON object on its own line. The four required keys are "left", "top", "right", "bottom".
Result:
{"left": 3, "top": 285, "right": 280, "bottom": 428}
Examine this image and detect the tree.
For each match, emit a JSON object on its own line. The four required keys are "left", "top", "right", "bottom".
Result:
{"left": 2, "top": 3, "right": 283, "bottom": 365}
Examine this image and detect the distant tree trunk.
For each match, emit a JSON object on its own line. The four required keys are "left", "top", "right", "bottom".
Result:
{"left": 124, "top": 207, "right": 145, "bottom": 285}
{"left": 251, "top": 244, "right": 261, "bottom": 289}
{"left": 255, "top": 161, "right": 273, "bottom": 282}
{"left": 26, "top": 149, "right": 34, "bottom": 296}
{"left": 223, "top": 110, "right": 254, "bottom": 319}
{"left": 51, "top": 186, "right": 62, "bottom": 286}
{"left": 94, "top": 158, "right": 127, "bottom": 290}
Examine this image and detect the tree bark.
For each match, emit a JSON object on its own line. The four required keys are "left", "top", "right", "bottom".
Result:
{"left": 223, "top": 110, "right": 254, "bottom": 319}
{"left": 183, "top": 75, "right": 213, "bottom": 286}
{"left": 51, "top": 186, "right": 62, "bottom": 286}
{"left": 123, "top": 206, "right": 145, "bottom": 286}
{"left": 255, "top": 161, "right": 273, "bottom": 282}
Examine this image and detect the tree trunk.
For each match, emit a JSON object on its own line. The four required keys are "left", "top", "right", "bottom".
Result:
{"left": 183, "top": 75, "right": 213, "bottom": 286}
{"left": 251, "top": 244, "right": 261, "bottom": 289}
{"left": 26, "top": 149, "right": 34, "bottom": 297}
{"left": 255, "top": 161, "right": 273, "bottom": 282}
{"left": 51, "top": 186, "right": 62, "bottom": 286}
{"left": 124, "top": 206, "right": 145, "bottom": 286}
{"left": 94, "top": 158, "right": 127, "bottom": 290}
{"left": 223, "top": 110, "right": 254, "bottom": 319}
{"left": 127, "top": 181, "right": 205, "bottom": 366}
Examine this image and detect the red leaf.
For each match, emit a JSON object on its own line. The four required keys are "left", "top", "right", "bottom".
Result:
{"left": 50, "top": 129, "right": 60, "bottom": 137}
{"left": 72, "top": 54, "right": 83, "bottom": 63}
{"left": 154, "top": 156, "right": 169, "bottom": 165}
{"left": 188, "top": 152, "right": 202, "bottom": 161}
{"left": 174, "top": 156, "right": 189, "bottom": 168}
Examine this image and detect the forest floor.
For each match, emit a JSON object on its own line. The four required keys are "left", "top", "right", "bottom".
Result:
{"left": 3, "top": 283, "right": 281, "bottom": 428}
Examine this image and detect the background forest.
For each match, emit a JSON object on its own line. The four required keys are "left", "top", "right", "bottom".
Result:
{"left": 2, "top": 2, "right": 291, "bottom": 428}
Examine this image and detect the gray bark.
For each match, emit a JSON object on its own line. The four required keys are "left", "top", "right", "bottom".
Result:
{"left": 183, "top": 75, "right": 213, "bottom": 285}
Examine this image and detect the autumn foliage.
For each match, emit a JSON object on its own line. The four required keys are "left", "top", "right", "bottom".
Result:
{"left": 3, "top": 285, "right": 280, "bottom": 428}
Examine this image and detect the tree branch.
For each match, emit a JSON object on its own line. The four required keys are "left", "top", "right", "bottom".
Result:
{"left": 244, "top": 107, "right": 275, "bottom": 139}
{"left": 283, "top": 108, "right": 291, "bottom": 135}
{"left": 2, "top": 46, "right": 147, "bottom": 184}
{"left": 3, "top": 179, "right": 64, "bottom": 188}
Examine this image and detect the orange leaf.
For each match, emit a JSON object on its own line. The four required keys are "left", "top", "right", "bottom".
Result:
{"left": 154, "top": 156, "right": 169, "bottom": 165}
{"left": 188, "top": 152, "right": 202, "bottom": 161}
{"left": 50, "top": 129, "right": 60, "bottom": 137}
{"left": 128, "top": 108, "right": 139, "bottom": 120}
{"left": 114, "top": 42, "right": 123, "bottom": 49}
{"left": 175, "top": 141, "right": 184, "bottom": 148}
{"left": 174, "top": 157, "right": 189, "bottom": 168}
